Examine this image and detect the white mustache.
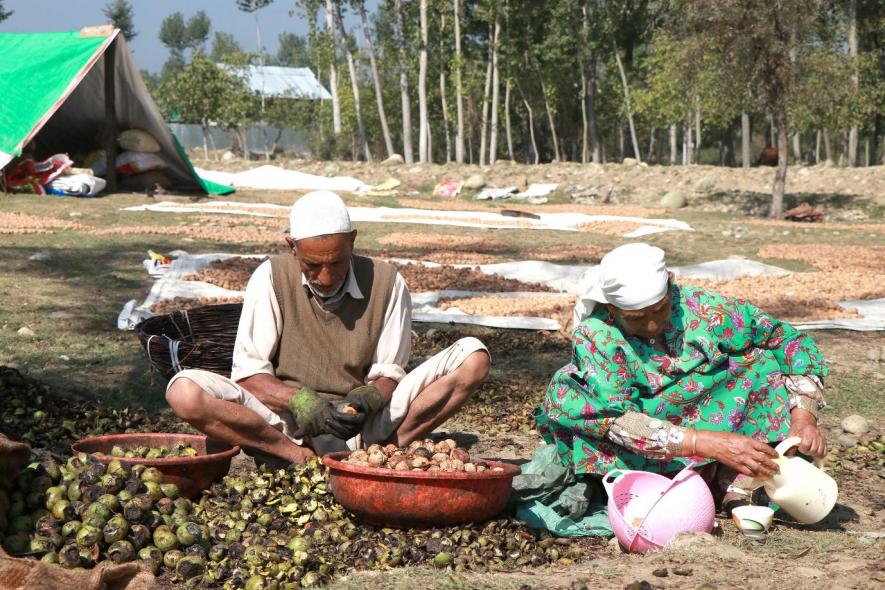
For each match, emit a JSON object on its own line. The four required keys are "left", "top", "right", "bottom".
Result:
{"left": 309, "top": 281, "right": 339, "bottom": 296}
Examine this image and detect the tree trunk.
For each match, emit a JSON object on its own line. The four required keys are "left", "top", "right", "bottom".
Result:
{"left": 869, "top": 115, "right": 880, "bottom": 165}
{"left": 255, "top": 13, "right": 266, "bottom": 111}
{"left": 488, "top": 12, "right": 501, "bottom": 165}
{"left": 202, "top": 120, "right": 210, "bottom": 160}
{"left": 578, "top": 12, "right": 589, "bottom": 164}
{"left": 579, "top": 63, "right": 589, "bottom": 164}
{"left": 335, "top": 4, "right": 369, "bottom": 161}
{"left": 864, "top": 136, "right": 870, "bottom": 166}
{"left": 417, "top": 0, "right": 429, "bottom": 162}
{"left": 823, "top": 128, "right": 832, "bottom": 162}
{"left": 848, "top": 0, "right": 859, "bottom": 166}
{"left": 453, "top": 0, "right": 465, "bottom": 164}
{"left": 612, "top": 36, "right": 641, "bottom": 163}
{"left": 439, "top": 14, "right": 451, "bottom": 163}
{"left": 669, "top": 124, "right": 677, "bottom": 165}
{"left": 741, "top": 112, "right": 751, "bottom": 168}
{"left": 768, "top": 112, "right": 775, "bottom": 148}
{"left": 393, "top": 0, "right": 413, "bottom": 163}
{"left": 815, "top": 129, "right": 821, "bottom": 163}
{"left": 519, "top": 87, "right": 539, "bottom": 165}
{"left": 540, "top": 78, "right": 560, "bottom": 162}
{"left": 770, "top": 108, "right": 789, "bottom": 217}
{"left": 792, "top": 132, "right": 801, "bottom": 164}
{"left": 694, "top": 108, "right": 701, "bottom": 164}
{"left": 722, "top": 124, "right": 736, "bottom": 166}
{"left": 587, "top": 58, "right": 601, "bottom": 163}
{"left": 872, "top": 114, "right": 881, "bottom": 166}
{"left": 681, "top": 124, "right": 688, "bottom": 165}
{"left": 325, "top": 0, "right": 341, "bottom": 135}
{"left": 646, "top": 128, "right": 656, "bottom": 163}
{"left": 358, "top": 0, "right": 393, "bottom": 158}
{"left": 478, "top": 37, "right": 492, "bottom": 166}
{"left": 684, "top": 121, "right": 693, "bottom": 165}
{"left": 504, "top": 79, "right": 514, "bottom": 161}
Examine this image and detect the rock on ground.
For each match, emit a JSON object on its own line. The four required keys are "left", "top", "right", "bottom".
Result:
{"left": 463, "top": 174, "right": 486, "bottom": 189}
{"left": 841, "top": 414, "right": 870, "bottom": 435}
{"left": 660, "top": 191, "right": 687, "bottom": 209}
{"left": 837, "top": 434, "right": 859, "bottom": 448}
{"left": 28, "top": 251, "right": 53, "bottom": 262}
{"left": 383, "top": 154, "right": 405, "bottom": 165}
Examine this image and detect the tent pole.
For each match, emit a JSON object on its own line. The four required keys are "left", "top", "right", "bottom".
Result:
{"left": 104, "top": 38, "right": 118, "bottom": 193}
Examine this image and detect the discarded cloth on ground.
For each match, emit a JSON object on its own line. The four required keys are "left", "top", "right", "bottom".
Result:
{"left": 3, "top": 154, "right": 72, "bottom": 195}
{"left": 45, "top": 173, "right": 106, "bottom": 197}
{"left": 510, "top": 445, "right": 612, "bottom": 537}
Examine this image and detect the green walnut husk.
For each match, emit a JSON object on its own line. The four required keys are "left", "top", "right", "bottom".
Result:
{"left": 107, "top": 540, "right": 135, "bottom": 564}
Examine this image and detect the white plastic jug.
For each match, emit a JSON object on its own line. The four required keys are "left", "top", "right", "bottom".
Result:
{"left": 762, "top": 436, "right": 838, "bottom": 524}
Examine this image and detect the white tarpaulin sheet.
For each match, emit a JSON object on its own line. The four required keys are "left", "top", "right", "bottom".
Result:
{"left": 793, "top": 299, "right": 885, "bottom": 331}
{"left": 194, "top": 166, "right": 370, "bottom": 193}
{"left": 123, "top": 200, "right": 693, "bottom": 237}
{"left": 119, "top": 252, "right": 567, "bottom": 331}
{"left": 118, "top": 252, "right": 885, "bottom": 332}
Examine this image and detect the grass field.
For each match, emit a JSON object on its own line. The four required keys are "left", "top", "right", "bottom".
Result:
{"left": 1, "top": 171, "right": 883, "bottom": 589}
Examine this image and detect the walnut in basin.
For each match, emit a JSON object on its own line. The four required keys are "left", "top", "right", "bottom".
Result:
{"left": 323, "top": 441, "right": 519, "bottom": 528}
{"left": 71, "top": 433, "right": 239, "bottom": 499}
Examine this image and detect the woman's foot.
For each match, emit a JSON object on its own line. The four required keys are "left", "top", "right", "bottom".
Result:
{"left": 722, "top": 492, "right": 752, "bottom": 517}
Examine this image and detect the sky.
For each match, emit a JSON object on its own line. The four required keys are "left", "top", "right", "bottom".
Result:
{"left": 0, "top": 0, "right": 376, "bottom": 73}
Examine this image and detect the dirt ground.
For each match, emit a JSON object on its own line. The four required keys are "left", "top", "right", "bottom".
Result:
{"left": 1, "top": 159, "right": 883, "bottom": 589}
{"left": 190, "top": 155, "right": 885, "bottom": 218}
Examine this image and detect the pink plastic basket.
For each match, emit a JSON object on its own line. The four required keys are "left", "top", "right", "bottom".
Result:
{"left": 602, "top": 466, "right": 715, "bottom": 553}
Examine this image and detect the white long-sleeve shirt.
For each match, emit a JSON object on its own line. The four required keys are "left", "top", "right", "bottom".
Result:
{"left": 231, "top": 260, "right": 412, "bottom": 385}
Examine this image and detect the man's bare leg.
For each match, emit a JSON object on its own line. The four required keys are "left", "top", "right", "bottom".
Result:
{"left": 166, "top": 378, "right": 315, "bottom": 463}
{"left": 390, "top": 350, "right": 490, "bottom": 445}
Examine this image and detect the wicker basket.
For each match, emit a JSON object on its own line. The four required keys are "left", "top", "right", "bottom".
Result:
{"left": 135, "top": 303, "right": 243, "bottom": 380}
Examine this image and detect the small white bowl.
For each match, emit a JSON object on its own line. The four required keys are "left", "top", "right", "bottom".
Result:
{"left": 731, "top": 505, "right": 774, "bottom": 536}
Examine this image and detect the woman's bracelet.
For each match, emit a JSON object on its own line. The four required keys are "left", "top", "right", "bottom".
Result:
{"left": 687, "top": 428, "right": 697, "bottom": 456}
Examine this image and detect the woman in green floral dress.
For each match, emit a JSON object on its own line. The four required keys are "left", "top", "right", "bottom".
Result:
{"left": 535, "top": 244, "right": 828, "bottom": 511}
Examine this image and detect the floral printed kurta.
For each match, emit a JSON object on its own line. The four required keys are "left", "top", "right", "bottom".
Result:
{"left": 534, "top": 283, "right": 828, "bottom": 476}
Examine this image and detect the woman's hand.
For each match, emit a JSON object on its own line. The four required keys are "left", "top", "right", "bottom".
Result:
{"left": 694, "top": 430, "right": 780, "bottom": 479}
{"left": 786, "top": 409, "right": 827, "bottom": 458}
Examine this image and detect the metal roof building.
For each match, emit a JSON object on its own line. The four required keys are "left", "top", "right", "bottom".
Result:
{"left": 220, "top": 65, "right": 332, "bottom": 100}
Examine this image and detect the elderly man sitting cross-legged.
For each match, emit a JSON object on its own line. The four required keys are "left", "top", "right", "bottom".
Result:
{"left": 165, "top": 190, "right": 490, "bottom": 463}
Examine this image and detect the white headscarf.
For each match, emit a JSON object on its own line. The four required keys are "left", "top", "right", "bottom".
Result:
{"left": 573, "top": 243, "right": 669, "bottom": 323}
{"left": 289, "top": 190, "right": 352, "bottom": 240}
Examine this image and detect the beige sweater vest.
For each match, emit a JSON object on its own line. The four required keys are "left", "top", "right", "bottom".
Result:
{"left": 268, "top": 254, "right": 396, "bottom": 400}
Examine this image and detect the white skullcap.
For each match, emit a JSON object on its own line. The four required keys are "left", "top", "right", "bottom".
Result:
{"left": 585, "top": 243, "right": 669, "bottom": 311}
{"left": 289, "top": 190, "right": 352, "bottom": 240}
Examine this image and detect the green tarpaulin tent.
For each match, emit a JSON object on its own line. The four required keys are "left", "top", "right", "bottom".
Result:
{"left": 0, "top": 27, "right": 233, "bottom": 195}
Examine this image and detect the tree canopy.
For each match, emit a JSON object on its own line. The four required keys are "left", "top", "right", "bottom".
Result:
{"left": 103, "top": 0, "right": 137, "bottom": 41}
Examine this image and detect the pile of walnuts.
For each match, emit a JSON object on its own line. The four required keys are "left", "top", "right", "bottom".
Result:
{"left": 343, "top": 439, "right": 504, "bottom": 473}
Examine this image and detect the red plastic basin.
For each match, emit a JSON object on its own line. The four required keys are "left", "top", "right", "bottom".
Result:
{"left": 322, "top": 451, "right": 521, "bottom": 528}
{"left": 71, "top": 433, "right": 239, "bottom": 499}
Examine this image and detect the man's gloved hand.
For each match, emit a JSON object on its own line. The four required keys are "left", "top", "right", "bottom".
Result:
{"left": 325, "top": 385, "right": 386, "bottom": 441}
{"left": 288, "top": 387, "right": 353, "bottom": 439}
{"left": 344, "top": 385, "right": 386, "bottom": 416}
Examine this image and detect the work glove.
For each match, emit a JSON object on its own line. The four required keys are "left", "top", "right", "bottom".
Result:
{"left": 326, "top": 385, "right": 386, "bottom": 441}
{"left": 344, "top": 385, "right": 386, "bottom": 416}
{"left": 288, "top": 387, "right": 352, "bottom": 440}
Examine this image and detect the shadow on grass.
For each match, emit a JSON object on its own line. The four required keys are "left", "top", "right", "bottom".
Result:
{"left": 0, "top": 242, "right": 191, "bottom": 412}
{"left": 704, "top": 191, "right": 883, "bottom": 218}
